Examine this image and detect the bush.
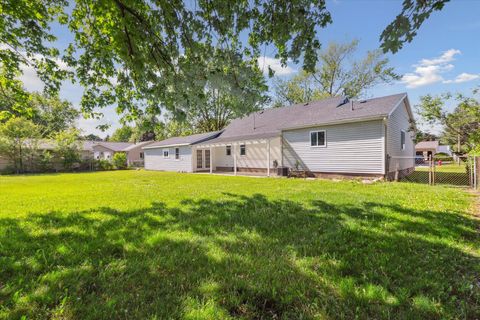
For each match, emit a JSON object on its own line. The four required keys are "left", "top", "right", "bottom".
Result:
{"left": 112, "top": 153, "right": 127, "bottom": 169}
{"left": 96, "top": 159, "right": 114, "bottom": 171}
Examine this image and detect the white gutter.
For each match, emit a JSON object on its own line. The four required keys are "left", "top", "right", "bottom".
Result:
{"left": 142, "top": 143, "right": 190, "bottom": 150}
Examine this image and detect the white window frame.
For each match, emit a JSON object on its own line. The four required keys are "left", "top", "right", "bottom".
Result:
{"left": 163, "top": 148, "right": 170, "bottom": 158}
{"left": 226, "top": 145, "right": 231, "bottom": 156}
{"left": 401, "top": 130, "right": 406, "bottom": 150}
{"left": 175, "top": 147, "right": 180, "bottom": 160}
{"left": 240, "top": 144, "right": 246, "bottom": 156}
{"left": 310, "top": 130, "right": 327, "bottom": 148}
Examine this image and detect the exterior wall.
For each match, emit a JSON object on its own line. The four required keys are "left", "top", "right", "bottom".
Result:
{"left": 126, "top": 144, "right": 152, "bottom": 166}
{"left": 386, "top": 100, "right": 415, "bottom": 172}
{"left": 144, "top": 146, "right": 193, "bottom": 172}
{"left": 92, "top": 145, "right": 115, "bottom": 160}
{"left": 199, "top": 137, "right": 282, "bottom": 171}
{"left": 282, "top": 120, "right": 385, "bottom": 175}
{"left": 80, "top": 150, "right": 94, "bottom": 160}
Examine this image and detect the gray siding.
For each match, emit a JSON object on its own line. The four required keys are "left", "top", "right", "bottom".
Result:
{"left": 386, "top": 100, "right": 415, "bottom": 172}
{"left": 282, "top": 120, "right": 385, "bottom": 174}
{"left": 144, "top": 146, "right": 192, "bottom": 172}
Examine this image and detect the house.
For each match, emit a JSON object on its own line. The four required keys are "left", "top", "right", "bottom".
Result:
{"left": 143, "top": 93, "right": 415, "bottom": 179}
{"left": 143, "top": 132, "right": 222, "bottom": 172}
{"left": 415, "top": 141, "right": 439, "bottom": 159}
{"left": 92, "top": 141, "right": 154, "bottom": 166}
{"left": 415, "top": 141, "right": 456, "bottom": 161}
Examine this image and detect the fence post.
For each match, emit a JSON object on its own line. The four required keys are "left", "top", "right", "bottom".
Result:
{"left": 428, "top": 155, "right": 433, "bottom": 186}
{"left": 474, "top": 156, "right": 478, "bottom": 190}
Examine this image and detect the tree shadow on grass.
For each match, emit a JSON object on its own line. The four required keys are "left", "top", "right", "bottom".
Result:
{"left": 0, "top": 194, "right": 479, "bottom": 319}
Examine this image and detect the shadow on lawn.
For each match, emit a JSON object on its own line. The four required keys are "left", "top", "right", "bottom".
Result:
{"left": 0, "top": 194, "right": 479, "bottom": 319}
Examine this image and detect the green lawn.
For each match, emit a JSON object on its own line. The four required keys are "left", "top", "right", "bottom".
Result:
{"left": 0, "top": 171, "right": 479, "bottom": 319}
{"left": 403, "top": 163, "right": 470, "bottom": 186}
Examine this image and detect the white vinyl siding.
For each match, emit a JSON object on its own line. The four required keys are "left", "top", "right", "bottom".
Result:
{"left": 144, "top": 146, "right": 192, "bottom": 172}
{"left": 387, "top": 100, "right": 415, "bottom": 172}
{"left": 211, "top": 137, "right": 282, "bottom": 169}
{"left": 282, "top": 120, "right": 384, "bottom": 174}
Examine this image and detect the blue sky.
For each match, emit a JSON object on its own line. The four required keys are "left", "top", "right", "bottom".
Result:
{"left": 20, "top": 0, "right": 480, "bottom": 137}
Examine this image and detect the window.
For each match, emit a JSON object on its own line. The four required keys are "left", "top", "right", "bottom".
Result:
{"left": 401, "top": 130, "right": 406, "bottom": 150}
{"left": 140, "top": 152, "right": 144, "bottom": 159}
{"left": 163, "top": 149, "right": 169, "bottom": 158}
{"left": 310, "top": 130, "right": 326, "bottom": 147}
{"left": 240, "top": 144, "right": 246, "bottom": 156}
{"left": 226, "top": 145, "right": 231, "bottom": 156}
{"left": 175, "top": 147, "right": 180, "bottom": 160}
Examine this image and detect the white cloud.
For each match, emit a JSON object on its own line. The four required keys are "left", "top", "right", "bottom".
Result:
{"left": 401, "top": 49, "right": 461, "bottom": 88}
{"left": 443, "top": 72, "right": 480, "bottom": 84}
{"left": 419, "top": 49, "right": 461, "bottom": 66}
{"left": 257, "top": 56, "right": 296, "bottom": 76}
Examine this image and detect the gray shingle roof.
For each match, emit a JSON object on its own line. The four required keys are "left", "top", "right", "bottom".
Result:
{"left": 145, "top": 93, "right": 408, "bottom": 148}
{"left": 201, "top": 93, "right": 407, "bottom": 144}
{"left": 122, "top": 141, "right": 154, "bottom": 151}
{"left": 415, "top": 141, "right": 439, "bottom": 150}
{"left": 93, "top": 142, "right": 134, "bottom": 151}
{"left": 144, "top": 131, "right": 222, "bottom": 148}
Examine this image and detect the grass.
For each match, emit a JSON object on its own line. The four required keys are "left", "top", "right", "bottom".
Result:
{"left": 0, "top": 171, "right": 479, "bottom": 319}
{"left": 403, "top": 163, "right": 470, "bottom": 186}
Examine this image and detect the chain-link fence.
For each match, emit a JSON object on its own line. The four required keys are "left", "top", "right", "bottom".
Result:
{"left": 390, "top": 155, "right": 478, "bottom": 189}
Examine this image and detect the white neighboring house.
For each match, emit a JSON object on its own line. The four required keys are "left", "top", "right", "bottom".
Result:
{"left": 143, "top": 132, "right": 222, "bottom": 172}
{"left": 143, "top": 93, "right": 416, "bottom": 179}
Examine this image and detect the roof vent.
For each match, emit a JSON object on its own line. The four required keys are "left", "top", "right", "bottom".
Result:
{"left": 336, "top": 97, "right": 349, "bottom": 107}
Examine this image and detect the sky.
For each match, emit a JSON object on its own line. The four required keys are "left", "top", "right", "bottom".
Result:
{"left": 19, "top": 0, "right": 480, "bottom": 138}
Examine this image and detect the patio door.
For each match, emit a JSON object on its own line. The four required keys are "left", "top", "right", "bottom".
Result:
{"left": 196, "top": 150, "right": 203, "bottom": 169}
{"left": 205, "top": 150, "right": 210, "bottom": 169}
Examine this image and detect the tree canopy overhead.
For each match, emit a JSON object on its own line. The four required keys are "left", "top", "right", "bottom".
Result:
{"left": 1, "top": 0, "right": 451, "bottom": 123}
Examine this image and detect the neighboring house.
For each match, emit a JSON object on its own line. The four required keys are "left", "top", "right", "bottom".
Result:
{"left": 143, "top": 93, "right": 415, "bottom": 179}
{"left": 92, "top": 141, "right": 154, "bottom": 166}
{"left": 415, "top": 141, "right": 439, "bottom": 159}
{"left": 415, "top": 141, "right": 455, "bottom": 159}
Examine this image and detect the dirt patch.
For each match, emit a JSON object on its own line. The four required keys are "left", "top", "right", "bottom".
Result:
{"left": 226, "top": 287, "right": 284, "bottom": 319}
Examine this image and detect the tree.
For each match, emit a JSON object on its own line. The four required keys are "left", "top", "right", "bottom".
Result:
{"left": 273, "top": 71, "right": 330, "bottom": 107}
{"left": 414, "top": 130, "right": 439, "bottom": 144}
{"left": 109, "top": 126, "right": 133, "bottom": 142}
{"left": 416, "top": 91, "right": 480, "bottom": 153}
{"left": 29, "top": 93, "right": 79, "bottom": 137}
{"left": 0, "top": 117, "right": 41, "bottom": 173}
{"left": 54, "top": 128, "right": 81, "bottom": 171}
{"left": 273, "top": 40, "right": 399, "bottom": 106}
{"left": 380, "top": 0, "right": 450, "bottom": 53}
{"left": 0, "top": 0, "right": 71, "bottom": 117}
{"left": 1, "top": 0, "right": 449, "bottom": 121}
{"left": 130, "top": 115, "right": 163, "bottom": 142}
{"left": 82, "top": 134, "right": 103, "bottom": 141}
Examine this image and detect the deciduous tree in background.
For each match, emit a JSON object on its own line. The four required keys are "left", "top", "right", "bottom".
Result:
{"left": 109, "top": 126, "right": 134, "bottom": 142}
{"left": 416, "top": 90, "right": 480, "bottom": 153}
{"left": 53, "top": 128, "right": 81, "bottom": 171}
{"left": 273, "top": 40, "right": 399, "bottom": 106}
{"left": 0, "top": 117, "right": 40, "bottom": 173}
